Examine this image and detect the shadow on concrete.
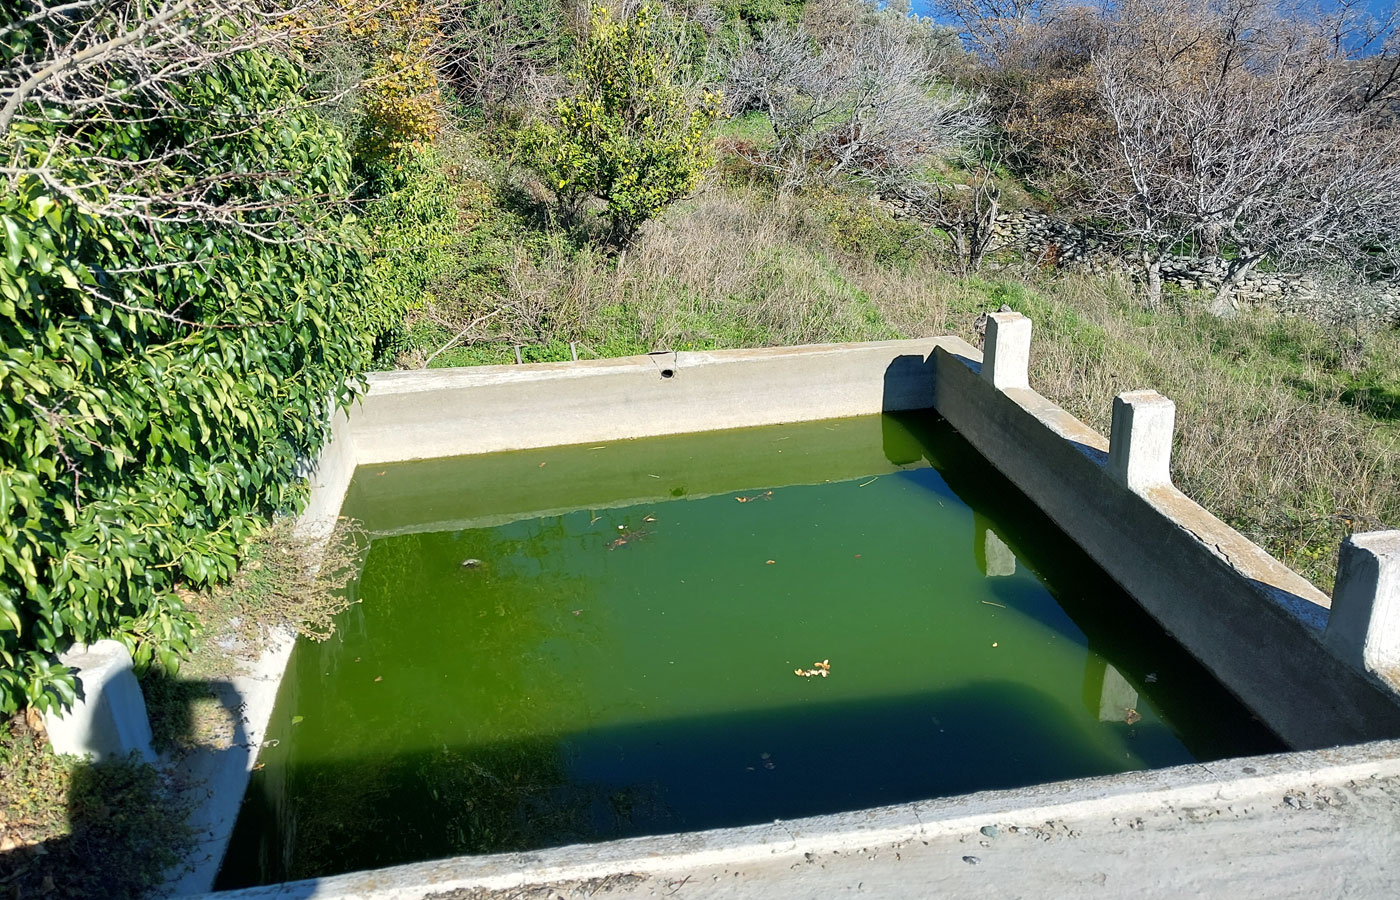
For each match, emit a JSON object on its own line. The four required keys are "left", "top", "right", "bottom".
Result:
{"left": 140, "top": 668, "right": 251, "bottom": 760}
{"left": 879, "top": 352, "right": 939, "bottom": 414}
{"left": 0, "top": 718, "right": 190, "bottom": 900}
{"left": 137, "top": 666, "right": 271, "bottom": 895}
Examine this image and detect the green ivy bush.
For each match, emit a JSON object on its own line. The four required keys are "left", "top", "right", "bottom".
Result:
{"left": 0, "top": 48, "right": 388, "bottom": 712}
{"left": 359, "top": 148, "right": 464, "bottom": 366}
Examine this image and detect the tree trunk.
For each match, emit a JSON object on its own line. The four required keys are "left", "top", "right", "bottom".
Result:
{"left": 1142, "top": 254, "right": 1164, "bottom": 310}
{"left": 1207, "top": 256, "right": 1259, "bottom": 318}
{"left": 966, "top": 185, "right": 1000, "bottom": 273}
{"left": 948, "top": 223, "right": 970, "bottom": 275}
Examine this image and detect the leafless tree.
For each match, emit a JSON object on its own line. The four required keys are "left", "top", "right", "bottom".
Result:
{"left": 1079, "top": 0, "right": 1400, "bottom": 311}
{"left": 931, "top": 0, "right": 1058, "bottom": 63}
{"left": 726, "top": 15, "right": 984, "bottom": 189}
{"left": 444, "top": 0, "right": 572, "bottom": 110}
{"left": 1320, "top": 0, "right": 1400, "bottom": 118}
{"left": 901, "top": 140, "right": 1006, "bottom": 274}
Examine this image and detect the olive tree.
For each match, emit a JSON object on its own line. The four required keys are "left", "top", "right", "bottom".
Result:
{"left": 726, "top": 8, "right": 982, "bottom": 188}
{"left": 1080, "top": 0, "right": 1400, "bottom": 311}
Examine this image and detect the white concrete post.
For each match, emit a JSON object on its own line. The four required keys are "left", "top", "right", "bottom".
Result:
{"left": 42, "top": 640, "right": 157, "bottom": 763}
{"left": 982, "top": 313, "right": 1032, "bottom": 390}
{"left": 1323, "top": 531, "right": 1400, "bottom": 676}
{"left": 1107, "top": 390, "right": 1176, "bottom": 493}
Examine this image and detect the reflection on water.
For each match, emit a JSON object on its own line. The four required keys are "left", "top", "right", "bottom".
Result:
{"left": 974, "top": 513, "right": 1017, "bottom": 577}
{"left": 217, "top": 413, "right": 1282, "bottom": 887}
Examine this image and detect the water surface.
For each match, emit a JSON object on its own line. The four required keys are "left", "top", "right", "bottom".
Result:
{"left": 218, "top": 413, "right": 1280, "bottom": 886}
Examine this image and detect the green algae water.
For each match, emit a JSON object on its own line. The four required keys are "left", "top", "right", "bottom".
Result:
{"left": 217, "top": 413, "right": 1281, "bottom": 886}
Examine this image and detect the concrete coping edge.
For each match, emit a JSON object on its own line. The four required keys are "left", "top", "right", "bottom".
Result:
{"left": 190, "top": 738, "right": 1400, "bottom": 900}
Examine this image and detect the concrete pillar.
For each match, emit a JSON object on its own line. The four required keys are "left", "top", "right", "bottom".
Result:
{"left": 982, "top": 313, "right": 1032, "bottom": 390}
{"left": 1323, "top": 531, "right": 1400, "bottom": 676}
{"left": 1098, "top": 664, "right": 1140, "bottom": 723}
{"left": 1107, "top": 390, "right": 1176, "bottom": 493}
{"left": 42, "top": 640, "right": 156, "bottom": 763}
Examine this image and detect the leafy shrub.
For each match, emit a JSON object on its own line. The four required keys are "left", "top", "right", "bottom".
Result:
{"left": 0, "top": 48, "right": 382, "bottom": 712}
{"left": 523, "top": 4, "right": 723, "bottom": 245}
{"left": 803, "top": 191, "right": 935, "bottom": 270}
{"left": 291, "top": 0, "right": 444, "bottom": 166}
{"left": 359, "top": 147, "right": 463, "bottom": 365}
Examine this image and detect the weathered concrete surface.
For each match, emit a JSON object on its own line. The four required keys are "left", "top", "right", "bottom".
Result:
{"left": 297, "top": 407, "right": 359, "bottom": 542}
{"left": 163, "top": 628, "right": 297, "bottom": 896}
{"left": 980, "top": 313, "right": 1031, "bottom": 390}
{"left": 1106, "top": 390, "right": 1176, "bottom": 493}
{"left": 298, "top": 341, "right": 953, "bottom": 540}
{"left": 42, "top": 640, "right": 155, "bottom": 763}
{"left": 347, "top": 341, "right": 950, "bottom": 466}
{"left": 189, "top": 740, "right": 1400, "bottom": 900}
{"left": 931, "top": 341, "right": 1400, "bottom": 748}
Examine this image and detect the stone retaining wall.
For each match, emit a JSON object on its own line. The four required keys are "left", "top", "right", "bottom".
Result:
{"left": 988, "top": 211, "right": 1400, "bottom": 325}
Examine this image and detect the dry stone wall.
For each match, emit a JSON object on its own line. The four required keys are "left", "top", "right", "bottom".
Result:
{"left": 979, "top": 211, "right": 1400, "bottom": 326}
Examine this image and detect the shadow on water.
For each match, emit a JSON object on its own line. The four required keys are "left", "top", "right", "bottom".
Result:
{"left": 220, "top": 680, "right": 1131, "bottom": 888}
{"left": 876, "top": 388, "right": 1285, "bottom": 761}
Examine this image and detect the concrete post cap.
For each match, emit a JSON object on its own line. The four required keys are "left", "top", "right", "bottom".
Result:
{"left": 1114, "top": 389, "right": 1174, "bottom": 408}
{"left": 58, "top": 639, "right": 136, "bottom": 678}
{"left": 1344, "top": 531, "right": 1400, "bottom": 555}
{"left": 1107, "top": 390, "right": 1176, "bottom": 493}
{"left": 982, "top": 314, "right": 1032, "bottom": 391}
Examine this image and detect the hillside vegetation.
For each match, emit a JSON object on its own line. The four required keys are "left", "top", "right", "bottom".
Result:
{"left": 382, "top": 0, "right": 1399, "bottom": 593}
{"left": 0, "top": 0, "right": 1396, "bottom": 712}
{"left": 2, "top": 0, "right": 1399, "bottom": 894}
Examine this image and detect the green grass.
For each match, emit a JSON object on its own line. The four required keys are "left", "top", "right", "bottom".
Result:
{"left": 713, "top": 109, "right": 774, "bottom": 147}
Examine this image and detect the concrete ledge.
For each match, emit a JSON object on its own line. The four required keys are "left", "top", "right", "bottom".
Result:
{"left": 164, "top": 629, "right": 298, "bottom": 896}
{"left": 191, "top": 738, "right": 1400, "bottom": 900}
{"left": 349, "top": 341, "right": 948, "bottom": 463}
{"left": 930, "top": 344, "right": 1400, "bottom": 748}
{"left": 299, "top": 340, "right": 954, "bottom": 537}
